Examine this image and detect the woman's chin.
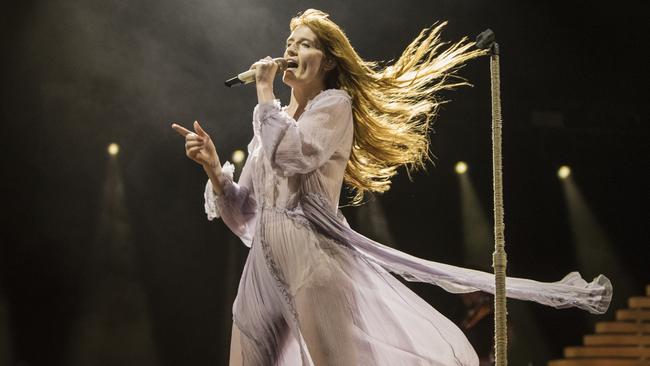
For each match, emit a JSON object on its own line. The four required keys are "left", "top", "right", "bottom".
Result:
{"left": 282, "top": 74, "right": 298, "bottom": 87}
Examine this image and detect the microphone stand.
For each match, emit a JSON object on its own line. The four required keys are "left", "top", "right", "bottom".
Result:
{"left": 476, "top": 29, "right": 508, "bottom": 366}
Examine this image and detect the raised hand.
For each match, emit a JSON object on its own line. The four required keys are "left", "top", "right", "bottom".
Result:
{"left": 251, "top": 56, "right": 278, "bottom": 87}
{"left": 171, "top": 121, "right": 221, "bottom": 171}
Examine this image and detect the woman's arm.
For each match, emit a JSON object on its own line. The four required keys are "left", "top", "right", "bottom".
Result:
{"left": 172, "top": 121, "right": 257, "bottom": 247}
{"left": 203, "top": 154, "right": 257, "bottom": 247}
{"left": 249, "top": 56, "right": 354, "bottom": 176}
{"left": 255, "top": 93, "right": 353, "bottom": 177}
{"left": 203, "top": 164, "right": 224, "bottom": 196}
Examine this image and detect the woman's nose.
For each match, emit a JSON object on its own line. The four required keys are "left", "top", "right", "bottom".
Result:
{"left": 285, "top": 45, "right": 297, "bottom": 56}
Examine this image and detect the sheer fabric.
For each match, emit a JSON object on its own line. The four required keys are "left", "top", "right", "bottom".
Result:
{"left": 204, "top": 89, "right": 612, "bottom": 366}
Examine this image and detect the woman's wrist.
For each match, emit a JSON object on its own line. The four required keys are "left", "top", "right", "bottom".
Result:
{"left": 203, "top": 163, "right": 222, "bottom": 179}
{"left": 203, "top": 164, "right": 224, "bottom": 196}
{"left": 256, "top": 84, "right": 275, "bottom": 104}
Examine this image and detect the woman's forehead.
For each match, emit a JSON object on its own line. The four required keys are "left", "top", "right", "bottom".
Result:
{"left": 287, "top": 25, "right": 319, "bottom": 43}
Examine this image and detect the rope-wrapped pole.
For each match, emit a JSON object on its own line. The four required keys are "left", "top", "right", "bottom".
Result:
{"left": 477, "top": 29, "right": 508, "bottom": 366}
{"left": 490, "top": 44, "right": 508, "bottom": 366}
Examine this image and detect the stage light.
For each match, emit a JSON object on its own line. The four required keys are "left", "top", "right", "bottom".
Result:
{"left": 232, "top": 149, "right": 245, "bottom": 164}
{"left": 455, "top": 161, "right": 468, "bottom": 174}
{"left": 558, "top": 165, "right": 571, "bottom": 179}
{"left": 107, "top": 143, "right": 120, "bottom": 156}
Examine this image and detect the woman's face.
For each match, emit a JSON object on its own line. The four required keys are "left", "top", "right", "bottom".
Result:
{"left": 282, "top": 25, "right": 332, "bottom": 89}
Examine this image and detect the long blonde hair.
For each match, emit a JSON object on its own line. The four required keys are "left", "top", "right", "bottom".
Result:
{"left": 290, "top": 9, "right": 486, "bottom": 204}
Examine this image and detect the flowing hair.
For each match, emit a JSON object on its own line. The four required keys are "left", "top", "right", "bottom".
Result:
{"left": 290, "top": 9, "right": 487, "bottom": 205}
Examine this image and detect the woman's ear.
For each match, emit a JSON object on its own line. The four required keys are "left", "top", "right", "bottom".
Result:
{"left": 324, "top": 57, "right": 337, "bottom": 71}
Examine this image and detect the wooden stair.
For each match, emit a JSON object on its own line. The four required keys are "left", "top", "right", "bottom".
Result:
{"left": 548, "top": 284, "right": 650, "bottom": 366}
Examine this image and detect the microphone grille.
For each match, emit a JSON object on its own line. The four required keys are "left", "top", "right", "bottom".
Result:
{"left": 274, "top": 58, "right": 289, "bottom": 72}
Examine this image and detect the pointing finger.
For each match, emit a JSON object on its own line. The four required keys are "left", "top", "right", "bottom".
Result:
{"left": 172, "top": 123, "right": 192, "bottom": 137}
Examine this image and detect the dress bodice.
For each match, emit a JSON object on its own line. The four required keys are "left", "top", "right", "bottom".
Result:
{"left": 243, "top": 89, "right": 354, "bottom": 213}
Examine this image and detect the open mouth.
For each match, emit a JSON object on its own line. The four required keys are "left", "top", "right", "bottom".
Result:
{"left": 286, "top": 60, "right": 299, "bottom": 69}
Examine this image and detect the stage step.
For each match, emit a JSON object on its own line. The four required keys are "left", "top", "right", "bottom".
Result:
{"left": 564, "top": 346, "right": 650, "bottom": 358}
{"left": 549, "top": 285, "right": 650, "bottom": 366}
{"left": 630, "top": 297, "right": 650, "bottom": 309}
{"left": 584, "top": 334, "right": 650, "bottom": 346}
{"left": 548, "top": 359, "right": 650, "bottom": 366}
{"left": 617, "top": 310, "right": 650, "bottom": 321}
{"left": 596, "top": 322, "right": 650, "bottom": 334}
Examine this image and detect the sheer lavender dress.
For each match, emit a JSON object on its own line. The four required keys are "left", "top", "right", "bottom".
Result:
{"left": 203, "top": 89, "right": 612, "bottom": 366}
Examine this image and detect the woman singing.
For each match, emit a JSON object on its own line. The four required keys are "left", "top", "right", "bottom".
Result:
{"left": 172, "top": 9, "right": 611, "bottom": 366}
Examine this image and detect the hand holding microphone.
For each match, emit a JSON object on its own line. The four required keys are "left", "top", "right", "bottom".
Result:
{"left": 225, "top": 56, "right": 288, "bottom": 87}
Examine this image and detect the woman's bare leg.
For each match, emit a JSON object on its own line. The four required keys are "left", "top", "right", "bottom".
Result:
{"left": 295, "top": 282, "right": 357, "bottom": 366}
{"left": 228, "top": 322, "right": 243, "bottom": 366}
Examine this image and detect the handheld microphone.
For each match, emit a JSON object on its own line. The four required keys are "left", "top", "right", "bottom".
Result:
{"left": 225, "top": 58, "right": 288, "bottom": 87}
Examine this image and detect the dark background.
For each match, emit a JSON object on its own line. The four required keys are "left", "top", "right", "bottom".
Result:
{"left": 1, "top": 0, "right": 647, "bottom": 365}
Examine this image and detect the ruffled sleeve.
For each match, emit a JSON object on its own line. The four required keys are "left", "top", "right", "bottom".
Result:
{"left": 204, "top": 160, "right": 257, "bottom": 247}
{"left": 254, "top": 90, "right": 353, "bottom": 177}
{"left": 204, "top": 162, "right": 235, "bottom": 220}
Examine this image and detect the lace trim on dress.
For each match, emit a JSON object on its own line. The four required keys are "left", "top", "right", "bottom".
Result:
{"left": 204, "top": 161, "right": 236, "bottom": 220}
